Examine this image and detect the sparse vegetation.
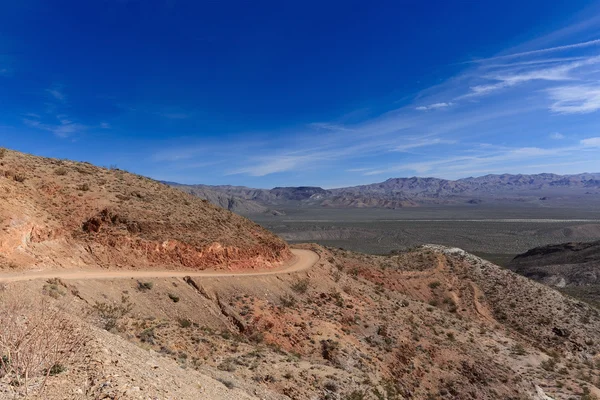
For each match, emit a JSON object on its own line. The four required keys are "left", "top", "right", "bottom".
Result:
{"left": 138, "top": 281, "right": 154, "bottom": 292}
{"left": 0, "top": 293, "right": 87, "bottom": 396}
{"left": 168, "top": 292, "right": 180, "bottom": 302}
{"left": 54, "top": 167, "right": 67, "bottom": 176}
{"left": 279, "top": 293, "right": 296, "bottom": 308}
{"left": 92, "top": 295, "right": 133, "bottom": 331}
{"left": 291, "top": 278, "right": 310, "bottom": 294}
{"left": 13, "top": 174, "right": 26, "bottom": 183}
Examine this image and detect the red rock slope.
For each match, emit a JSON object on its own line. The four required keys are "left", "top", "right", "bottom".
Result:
{"left": 0, "top": 148, "right": 291, "bottom": 271}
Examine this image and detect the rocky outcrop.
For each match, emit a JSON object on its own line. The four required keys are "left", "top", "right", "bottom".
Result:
{"left": 508, "top": 241, "right": 600, "bottom": 287}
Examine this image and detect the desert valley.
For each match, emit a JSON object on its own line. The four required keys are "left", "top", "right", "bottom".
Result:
{"left": 1, "top": 148, "right": 600, "bottom": 399}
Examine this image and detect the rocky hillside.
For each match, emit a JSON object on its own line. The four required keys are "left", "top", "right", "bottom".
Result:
{"left": 3, "top": 244, "right": 600, "bottom": 399}
{"left": 508, "top": 241, "right": 600, "bottom": 307}
{"left": 171, "top": 173, "right": 600, "bottom": 209}
{"left": 0, "top": 148, "right": 291, "bottom": 271}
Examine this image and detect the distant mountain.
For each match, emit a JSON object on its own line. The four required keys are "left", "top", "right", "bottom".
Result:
{"left": 166, "top": 183, "right": 273, "bottom": 214}
{"left": 169, "top": 173, "right": 600, "bottom": 210}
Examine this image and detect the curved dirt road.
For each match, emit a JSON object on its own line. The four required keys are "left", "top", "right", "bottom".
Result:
{"left": 0, "top": 249, "right": 319, "bottom": 283}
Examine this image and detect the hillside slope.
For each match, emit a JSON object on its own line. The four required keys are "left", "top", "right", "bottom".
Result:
{"left": 0, "top": 149, "right": 290, "bottom": 271}
{"left": 508, "top": 241, "right": 600, "bottom": 307}
{"left": 2, "top": 244, "right": 600, "bottom": 399}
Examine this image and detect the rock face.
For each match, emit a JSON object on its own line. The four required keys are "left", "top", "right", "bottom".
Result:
{"left": 508, "top": 241, "right": 600, "bottom": 287}
{"left": 0, "top": 149, "right": 291, "bottom": 271}
{"left": 169, "top": 172, "right": 600, "bottom": 209}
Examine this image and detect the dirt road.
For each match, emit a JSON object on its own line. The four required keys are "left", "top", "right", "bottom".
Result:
{"left": 0, "top": 249, "right": 319, "bottom": 283}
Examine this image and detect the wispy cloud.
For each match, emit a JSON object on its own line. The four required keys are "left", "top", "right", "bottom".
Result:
{"left": 415, "top": 102, "right": 453, "bottom": 111}
{"left": 468, "top": 38, "right": 600, "bottom": 63}
{"left": 581, "top": 137, "right": 600, "bottom": 147}
{"left": 22, "top": 85, "right": 100, "bottom": 138}
{"left": 152, "top": 15, "right": 600, "bottom": 185}
{"left": 24, "top": 116, "right": 86, "bottom": 138}
{"left": 229, "top": 155, "right": 319, "bottom": 176}
{"left": 548, "top": 85, "right": 600, "bottom": 114}
{"left": 394, "top": 138, "right": 456, "bottom": 152}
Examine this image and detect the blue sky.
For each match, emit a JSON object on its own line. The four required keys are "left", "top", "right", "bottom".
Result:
{"left": 1, "top": 0, "right": 600, "bottom": 188}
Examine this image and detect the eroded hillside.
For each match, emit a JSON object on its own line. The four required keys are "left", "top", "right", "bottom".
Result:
{"left": 0, "top": 149, "right": 290, "bottom": 271}
{"left": 2, "top": 244, "right": 599, "bottom": 399}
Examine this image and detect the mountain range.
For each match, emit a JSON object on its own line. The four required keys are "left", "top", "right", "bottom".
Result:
{"left": 168, "top": 173, "right": 600, "bottom": 212}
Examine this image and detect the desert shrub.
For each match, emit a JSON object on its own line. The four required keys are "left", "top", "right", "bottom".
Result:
{"left": 0, "top": 293, "right": 87, "bottom": 396}
{"left": 321, "top": 339, "right": 340, "bottom": 362}
{"left": 372, "top": 378, "right": 403, "bottom": 400}
{"left": 217, "top": 378, "right": 235, "bottom": 389}
{"left": 137, "top": 281, "right": 154, "bottom": 292}
{"left": 218, "top": 358, "right": 237, "bottom": 372}
{"left": 54, "top": 167, "right": 67, "bottom": 176}
{"left": 280, "top": 293, "right": 296, "bottom": 308}
{"left": 291, "top": 278, "right": 310, "bottom": 294}
{"left": 92, "top": 295, "right": 133, "bottom": 331}
{"left": 178, "top": 318, "right": 192, "bottom": 328}
{"left": 511, "top": 343, "right": 527, "bottom": 356}
{"left": 429, "top": 281, "right": 441, "bottom": 289}
{"left": 540, "top": 356, "right": 558, "bottom": 371}
{"left": 13, "top": 174, "right": 26, "bottom": 183}
{"left": 168, "top": 293, "right": 180, "bottom": 303}
{"left": 332, "top": 269, "right": 342, "bottom": 282}
{"left": 138, "top": 327, "right": 156, "bottom": 344}
{"left": 42, "top": 282, "right": 66, "bottom": 299}
{"left": 77, "top": 183, "right": 90, "bottom": 191}
{"left": 330, "top": 290, "right": 345, "bottom": 307}
{"left": 345, "top": 390, "right": 368, "bottom": 400}
{"left": 0, "top": 148, "right": 6, "bottom": 158}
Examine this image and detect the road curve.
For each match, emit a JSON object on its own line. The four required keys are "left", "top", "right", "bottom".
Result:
{"left": 0, "top": 249, "right": 319, "bottom": 283}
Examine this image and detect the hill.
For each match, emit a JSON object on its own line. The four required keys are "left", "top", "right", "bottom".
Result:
{"left": 0, "top": 148, "right": 291, "bottom": 271}
{"left": 508, "top": 241, "right": 600, "bottom": 307}
{"left": 3, "top": 243, "right": 600, "bottom": 399}
{"left": 166, "top": 182, "right": 272, "bottom": 214}
{"left": 170, "top": 173, "right": 600, "bottom": 210}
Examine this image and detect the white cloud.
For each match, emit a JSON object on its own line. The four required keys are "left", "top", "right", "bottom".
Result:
{"left": 462, "top": 56, "right": 600, "bottom": 98}
{"left": 548, "top": 85, "right": 600, "bottom": 114}
{"left": 24, "top": 115, "right": 86, "bottom": 138}
{"left": 581, "top": 137, "right": 600, "bottom": 147}
{"left": 550, "top": 132, "right": 565, "bottom": 139}
{"left": 415, "top": 102, "right": 453, "bottom": 111}
{"left": 469, "top": 38, "right": 600, "bottom": 63}
{"left": 230, "top": 155, "right": 317, "bottom": 176}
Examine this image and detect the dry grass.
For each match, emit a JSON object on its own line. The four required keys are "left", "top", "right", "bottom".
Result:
{"left": 0, "top": 292, "right": 87, "bottom": 397}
